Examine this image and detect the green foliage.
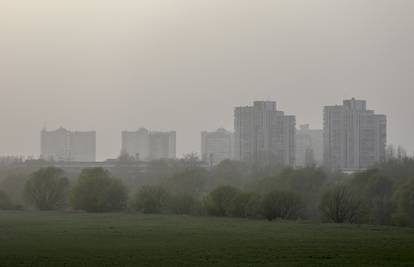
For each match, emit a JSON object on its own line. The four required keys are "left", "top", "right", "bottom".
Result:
{"left": 135, "top": 185, "right": 169, "bottom": 214}
{"left": 204, "top": 186, "right": 240, "bottom": 216}
{"left": 24, "top": 167, "right": 69, "bottom": 210}
{"left": 320, "top": 185, "right": 366, "bottom": 223}
{"left": 350, "top": 170, "right": 394, "bottom": 224}
{"left": 228, "top": 192, "right": 261, "bottom": 218}
{"left": 393, "top": 178, "right": 414, "bottom": 226}
{"left": 162, "top": 167, "right": 208, "bottom": 197}
{"left": 250, "top": 167, "right": 326, "bottom": 219}
{"left": 210, "top": 160, "right": 248, "bottom": 188}
{"left": 261, "top": 190, "right": 304, "bottom": 221}
{"left": 71, "top": 168, "right": 127, "bottom": 212}
{"left": 168, "top": 193, "right": 196, "bottom": 215}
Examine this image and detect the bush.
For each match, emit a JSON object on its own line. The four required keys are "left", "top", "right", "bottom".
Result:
{"left": 319, "top": 185, "right": 365, "bottom": 223}
{"left": 204, "top": 186, "right": 240, "bottom": 216}
{"left": 135, "top": 185, "right": 169, "bottom": 214}
{"left": 24, "top": 167, "right": 69, "bottom": 210}
{"left": 71, "top": 168, "right": 127, "bottom": 212}
{"left": 0, "top": 190, "right": 12, "bottom": 210}
{"left": 229, "top": 192, "right": 261, "bottom": 218}
{"left": 244, "top": 193, "right": 263, "bottom": 218}
{"left": 262, "top": 190, "right": 304, "bottom": 221}
{"left": 168, "top": 193, "right": 196, "bottom": 215}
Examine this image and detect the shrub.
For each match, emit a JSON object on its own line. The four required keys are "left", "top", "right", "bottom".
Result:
{"left": 168, "top": 193, "right": 196, "bottom": 215}
{"left": 204, "top": 186, "right": 240, "bottom": 216}
{"left": 262, "top": 190, "right": 304, "bottom": 221}
{"left": 229, "top": 192, "right": 261, "bottom": 218}
{"left": 135, "top": 185, "right": 169, "bottom": 214}
{"left": 319, "top": 185, "right": 365, "bottom": 223}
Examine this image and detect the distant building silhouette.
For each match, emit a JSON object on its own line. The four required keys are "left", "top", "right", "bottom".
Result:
{"left": 41, "top": 127, "right": 96, "bottom": 162}
{"left": 234, "top": 101, "right": 295, "bottom": 166}
{"left": 295, "top": 124, "right": 323, "bottom": 167}
{"left": 121, "top": 128, "right": 176, "bottom": 161}
{"left": 324, "top": 98, "right": 386, "bottom": 171}
{"left": 201, "top": 128, "right": 233, "bottom": 166}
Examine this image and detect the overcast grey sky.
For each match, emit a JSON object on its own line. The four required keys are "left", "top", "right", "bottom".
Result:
{"left": 1, "top": 0, "right": 413, "bottom": 160}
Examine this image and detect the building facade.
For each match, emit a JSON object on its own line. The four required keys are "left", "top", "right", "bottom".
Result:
{"left": 234, "top": 101, "right": 295, "bottom": 166}
{"left": 324, "top": 98, "right": 386, "bottom": 171}
{"left": 121, "top": 128, "right": 176, "bottom": 161}
{"left": 201, "top": 128, "right": 233, "bottom": 166}
{"left": 295, "top": 124, "right": 323, "bottom": 167}
{"left": 41, "top": 127, "right": 96, "bottom": 162}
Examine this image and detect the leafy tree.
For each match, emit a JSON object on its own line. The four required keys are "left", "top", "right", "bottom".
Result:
{"left": 350, "top": 170, "right": 394, "bottom": 224}
{"left": 71, "top": 168, "right": 127, "bottom": 212}
{"left": 162, "top": 167, "right": 208, "bottom": 197}
{"left": 135, "top": 185, "right": 169, "bottom": 214}
{"left": 261, "top": 190, "right": 304, "bottom": 221}
{"left": 204, "top": 186, "right": 240, "bottom": 216}
{"left": 24, "top": 167, "right": 69, "bottom": 210}
{"left": 250, "top": 167, "right": 327, "bottom": 219}
{"left": 210, "top": 160, "right": 249, "bottom": 188}
{"left": 319, "top": 185, "right": 365, "bottom": 223}
{"left": 393, "top": 178, "right": 414, "bottom": 226}
{"left": 168, "top": 193, "right": 196, "bottom": 215}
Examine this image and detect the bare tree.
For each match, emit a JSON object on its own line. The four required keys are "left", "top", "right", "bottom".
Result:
{"left": 319, "top": 185, "right": 365, "bottom": 223}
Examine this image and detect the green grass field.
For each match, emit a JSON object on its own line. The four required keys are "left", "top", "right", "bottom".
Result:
{"left": 1, "top": 211, "right": 414, "bottom": 267}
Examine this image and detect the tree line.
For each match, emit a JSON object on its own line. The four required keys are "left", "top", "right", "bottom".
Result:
{"left": 1, "top": 157, "right": 414, "bottom": 227}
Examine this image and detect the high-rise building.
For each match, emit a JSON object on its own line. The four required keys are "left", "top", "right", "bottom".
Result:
{"left": 121, "top": 128, "right": 176, "bottom": 161}
{"left": 234, "top": 101, "right": 295, "bottom": 166}
{"left": 295, "top": 124, "right": 323, "bottom": 167}
{"left": 324, "top": 98, "right": 386, "bottom": 171}
{"left": 41, "top": 127, "right": 96, "bottom": 162}
{"left": 201, "top": 128, "right": 233, "bottom": 166}
{"left": 121, "top": 128, "right": 150, "bottom": 160}
{"left": 148, "top": 131, "right": 176, "bottom": 160}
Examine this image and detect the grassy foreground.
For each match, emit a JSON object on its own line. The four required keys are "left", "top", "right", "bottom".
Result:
{"left": 0, "top": 211, "right": 414, "bottom": 267}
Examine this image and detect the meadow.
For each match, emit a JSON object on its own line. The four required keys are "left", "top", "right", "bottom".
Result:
{"left": 1, "top": 211, "right": 414, "bottom": 267}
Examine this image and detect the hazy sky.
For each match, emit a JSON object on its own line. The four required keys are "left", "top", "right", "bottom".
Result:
{"left": 1, "top": 0, "right": 413, "bottom": 160}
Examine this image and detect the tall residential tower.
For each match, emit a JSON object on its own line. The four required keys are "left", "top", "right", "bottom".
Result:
{"left": 121, "top": 128, "right": 176, "bottom": 161}
{"left": 41, "top": 127, "right": 96, "bottom": 162}
{"left": 324, "top": 98, "right": 386, "bottom": 171}
{"left": 201, "top": 128, "right": 233, "bottom": 166}
{"left": 234, "top": 101, "right": 295, "bottom": 166}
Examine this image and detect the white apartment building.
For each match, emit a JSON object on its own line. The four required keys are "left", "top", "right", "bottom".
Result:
{"left": 201, "top": 128, "right": 233, "bottom": 166}
{"left": 324, "top": 98, "right": 386, "bottom": 171}
{"left": 41, "top": 127, "right": 96, "bottom": 162}
{"left": 121, "top": 128, "right": 176, "bottom": 161}
{"left": 234, "top": 101, "right": 295, "bottom": 166}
